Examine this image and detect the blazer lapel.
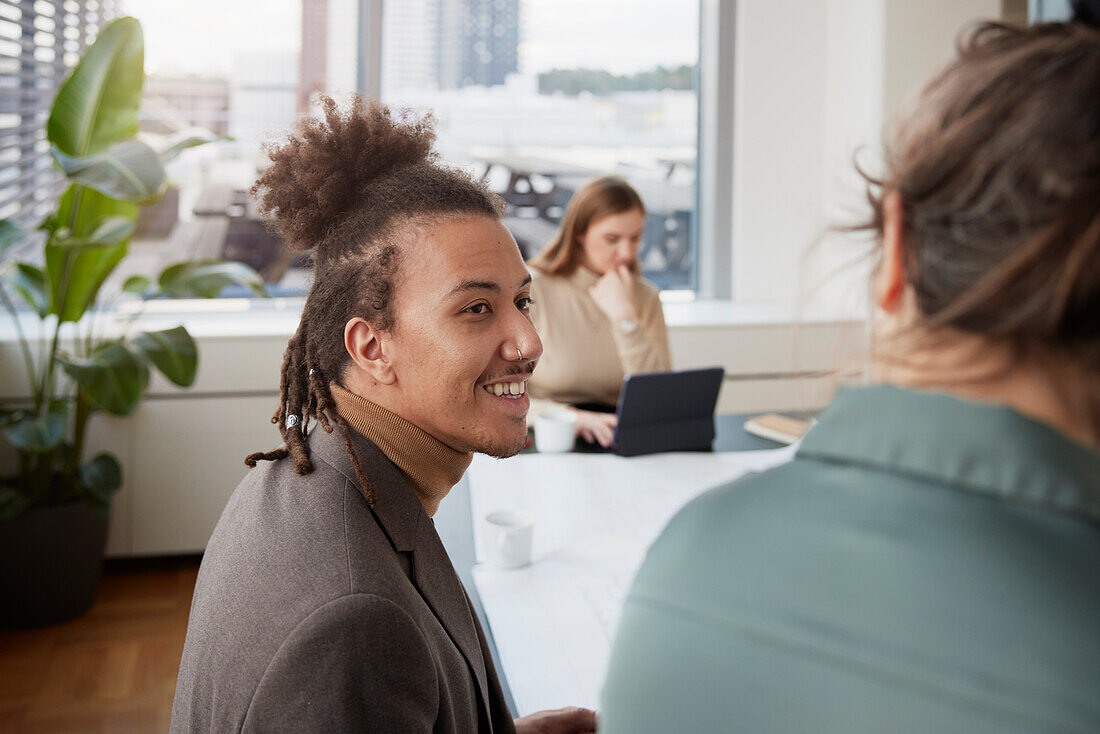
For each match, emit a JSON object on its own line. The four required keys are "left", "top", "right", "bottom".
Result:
{"left": 413, "top": 515, "right": 493, "bottom": 730}
{"left": 308, "top": 425, "right": 493, "bottom": 727}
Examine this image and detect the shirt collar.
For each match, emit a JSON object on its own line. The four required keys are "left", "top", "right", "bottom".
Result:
{"left": 797, "top": 384, "right": 1100, "bottom": 522}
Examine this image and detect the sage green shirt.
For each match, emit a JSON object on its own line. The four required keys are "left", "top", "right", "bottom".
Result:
{"left": 601, "top": 385, "right": 1100, "bottom": 734}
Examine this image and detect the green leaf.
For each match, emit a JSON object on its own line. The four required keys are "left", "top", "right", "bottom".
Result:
{"left": 121, "top": 275, "right": 150, "bottom": 295}
{"left": 60, "top": 343, "right": 149, "bottom": 415}
{"left": 133, "top": 326, "right": 197, "bottom": 387}
{"left": 55, "top": 184, "right": 139, "bottom": 240}
{"left": 46, "top": 239, "right": 127, "bottom": 323}
{"left": 48, "top": 17, "right": 145, "bottom": 157}
{"left": 0, "top": 402, "right": 68, "bottom": 453}
{"left": 88, "top": 216, "right": 136, "bottom": 245}
{"left": 37, "top": 213, "right": 60, "bottom": 233}
{"left": 2, "top": 263, "right": 49, "bottom": 317}
{"left": 52, "top": 141, "right": 167, "bottom": 202}
{"left": 47, "top": 185, "right": 136, "bottom": 322}
{"left": 80, "top": 452, "right": 122, "bottom": 504}
{"left": 160, "top": 129, "right": 221, "bottom": 162}
{"left": 158, "top": 260, "right": 267, "bottom": 298}
{"left": 0, "top": 219, "right": 25, "bottom": 259}
{"left": 53, "top": 216, "right": 136, "bottom": 250}
{"left": 0, "top": 407, "right": 22, "bottom": 428}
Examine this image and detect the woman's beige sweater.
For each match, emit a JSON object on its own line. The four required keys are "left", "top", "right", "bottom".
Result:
{"left": 527, "top": 266, "right": 672, "bottom": 421}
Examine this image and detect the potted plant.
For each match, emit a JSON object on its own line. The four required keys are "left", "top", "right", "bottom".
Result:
{"left": 0, "top": 17, "right": 266, "bottom": 627}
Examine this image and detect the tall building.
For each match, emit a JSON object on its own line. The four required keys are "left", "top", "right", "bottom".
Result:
{"left": 437, "top": 0, "right": 521, "bottom": 89}
{"left": 298, "top": 0, "right": 361, "bottom": 106}
{"left": 326, "top": 0, "right": 361, "bottom": 94}
{"left": 142, "top": 76, "right": 231, "bottom": 136}
{"left": 299, "top": 0, "right": 329, "bottom": 112}
{"left": 301, "top": 0, "right": 522, "bottom": 103}
{"left": 382, "top": 0, "right": 438, "bottom": 94}
{"left": 230, "top": 51, "right": 298, "bottom": 148}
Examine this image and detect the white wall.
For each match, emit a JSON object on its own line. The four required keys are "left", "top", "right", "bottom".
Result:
{"left": 731, "top": 0, "right": 829, "bottom": 306}
{"left": 883, "top": 0, "right": 1004, "bottom": 118}
{"left": 729, "top": 0, "right": 1004, "bottom": 312}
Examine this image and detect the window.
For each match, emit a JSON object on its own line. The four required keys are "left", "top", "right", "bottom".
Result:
{"left": 381, "top": 0, "right": 700, "bottom": 291}
{"left": 4, "top": 1, "right": 721, "bottom": 302}
{"left": 0, "top": 0, "right": 119, "bottom": 254}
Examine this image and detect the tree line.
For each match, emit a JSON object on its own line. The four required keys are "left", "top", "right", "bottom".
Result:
{"left": 537, "top": 65, "right": 695, "bottom": 96}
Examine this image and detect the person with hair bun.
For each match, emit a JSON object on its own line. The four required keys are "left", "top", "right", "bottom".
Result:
{"left": 601, "top": 14, "right": 1100, "bottom": 734}
{"left": 171, "top": 97, "right": 596, "bottom": 734}
{"left": 526, "top": 176, "right": 672, "bottom": 447}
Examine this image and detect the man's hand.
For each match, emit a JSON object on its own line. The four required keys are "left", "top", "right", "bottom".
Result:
{"left": 588, "top": 265, "right": 637, "bottom": 324}
{"left": 515, "top": 706, "right": 599, "bottom": 734}
{"left": 574, "top": 409, "right": 617, "bottom": 448}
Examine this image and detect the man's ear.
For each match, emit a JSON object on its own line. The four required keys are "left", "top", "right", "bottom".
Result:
{"left": 345, "top": 317, "right": 396, "bottom": 385}
{"left": 875, "top": 190, "right": 907, "bottom": 313}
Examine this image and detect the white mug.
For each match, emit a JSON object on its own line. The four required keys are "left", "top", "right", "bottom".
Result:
{"left": 534, "top": 409, "right": 577, "bottom": 453}
{"left": 483, "top": 510, "right": 535, "bottom": 568}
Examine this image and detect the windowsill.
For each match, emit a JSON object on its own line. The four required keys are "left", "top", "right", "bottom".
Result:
{"left": 0, "top": 297, "right": 865, "bottom": 345}
{"left": 663, "top": 299, "right": 865, "bottom": 328}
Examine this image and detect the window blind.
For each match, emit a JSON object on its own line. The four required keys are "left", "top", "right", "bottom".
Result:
{"left": 0, "top": 0, "right": 118, "bottom": 252}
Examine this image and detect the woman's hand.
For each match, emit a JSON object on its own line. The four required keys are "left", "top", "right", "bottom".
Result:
{"left": 574, "top": 409, "right": 617, "bottom": 448}
{"left": 588, "top": 264, "right": 638, "bottom": 324}
{"left": 515, "top": 706, "right": 598, "bottom": 734}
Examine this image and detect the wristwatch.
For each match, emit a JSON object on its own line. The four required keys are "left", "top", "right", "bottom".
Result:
{"left": 617, "top": 318, "right": 639, "bottom": 335}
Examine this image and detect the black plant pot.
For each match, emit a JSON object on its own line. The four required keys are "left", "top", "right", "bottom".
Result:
{"left": 0, "top": 502, "right": 109, "bottom": 627}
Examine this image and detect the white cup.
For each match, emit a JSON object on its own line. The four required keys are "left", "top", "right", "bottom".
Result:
{"left": 483, "top": 510, "right": 535, "bottom": 568}
{"left": 534, "top": 409, "right": 577, "bottom": 453}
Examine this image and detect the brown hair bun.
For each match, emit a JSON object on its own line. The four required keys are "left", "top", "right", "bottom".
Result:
{"left": 251, "top": 95, "right": 437, "bottom": 252}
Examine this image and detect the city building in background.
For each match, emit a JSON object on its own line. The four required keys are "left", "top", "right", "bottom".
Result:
{"left": 442, "top": 0, "right": 520, "bottom": 89}
{"left": 142, "top": 76, "right": 230, "bottom": 137}
{"left": 228, "top": 51, "right": 298, "bottom": 150}
{"left": 381, "top": 0, "right": 521, "bottom": 94}
{"left": 1, "top": 0, "right": 699, "bottom": 295}
{"left": 298, "top": 0, "right": 328, "bottom": 113}
{"left": 382, "top": 0, "right": 436, "bottom": 92}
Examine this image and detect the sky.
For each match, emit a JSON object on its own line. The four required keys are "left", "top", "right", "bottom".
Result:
{"left": 122, "top": 0, "right": 698, "bottom": 78}
{"left": 522, "top": 0, "right": 697, "bottom": 74}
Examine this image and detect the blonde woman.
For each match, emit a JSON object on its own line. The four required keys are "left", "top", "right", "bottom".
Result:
{"left": 527, "top": 176, "right": 672, "bottom": 447}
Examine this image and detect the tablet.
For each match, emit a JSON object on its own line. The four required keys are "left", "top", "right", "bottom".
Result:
{"left": 612, "top": 367, "right": 725, "bottom": 456}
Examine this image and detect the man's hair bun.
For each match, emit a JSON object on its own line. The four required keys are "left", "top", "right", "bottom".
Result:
{"left": 251, "top": 96, "right": 437, "bottom": 251}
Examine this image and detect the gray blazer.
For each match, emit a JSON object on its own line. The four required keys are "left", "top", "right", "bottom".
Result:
{"left": 171, "top": 424, "right": 516, "bottom": 733}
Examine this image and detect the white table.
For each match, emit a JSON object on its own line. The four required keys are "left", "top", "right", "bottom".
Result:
{"left": 465, "top": 447, "right": 796, "bottom": 715}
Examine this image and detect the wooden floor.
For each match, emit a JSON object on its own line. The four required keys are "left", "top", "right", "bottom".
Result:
{"left": 0, "top": 556, "right": 200, "bottom": 733}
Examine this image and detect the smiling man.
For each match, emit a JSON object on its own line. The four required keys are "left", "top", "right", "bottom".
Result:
{"left": 170, "top": 99, "right": 596, "bottom": 734}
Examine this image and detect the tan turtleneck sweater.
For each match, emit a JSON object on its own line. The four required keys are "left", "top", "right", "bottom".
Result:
{"left": 330, "top": 383, "right": 472, "bottom": 516}
{"left": 527, "top": 265, "right": 672, "bottom": 421}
